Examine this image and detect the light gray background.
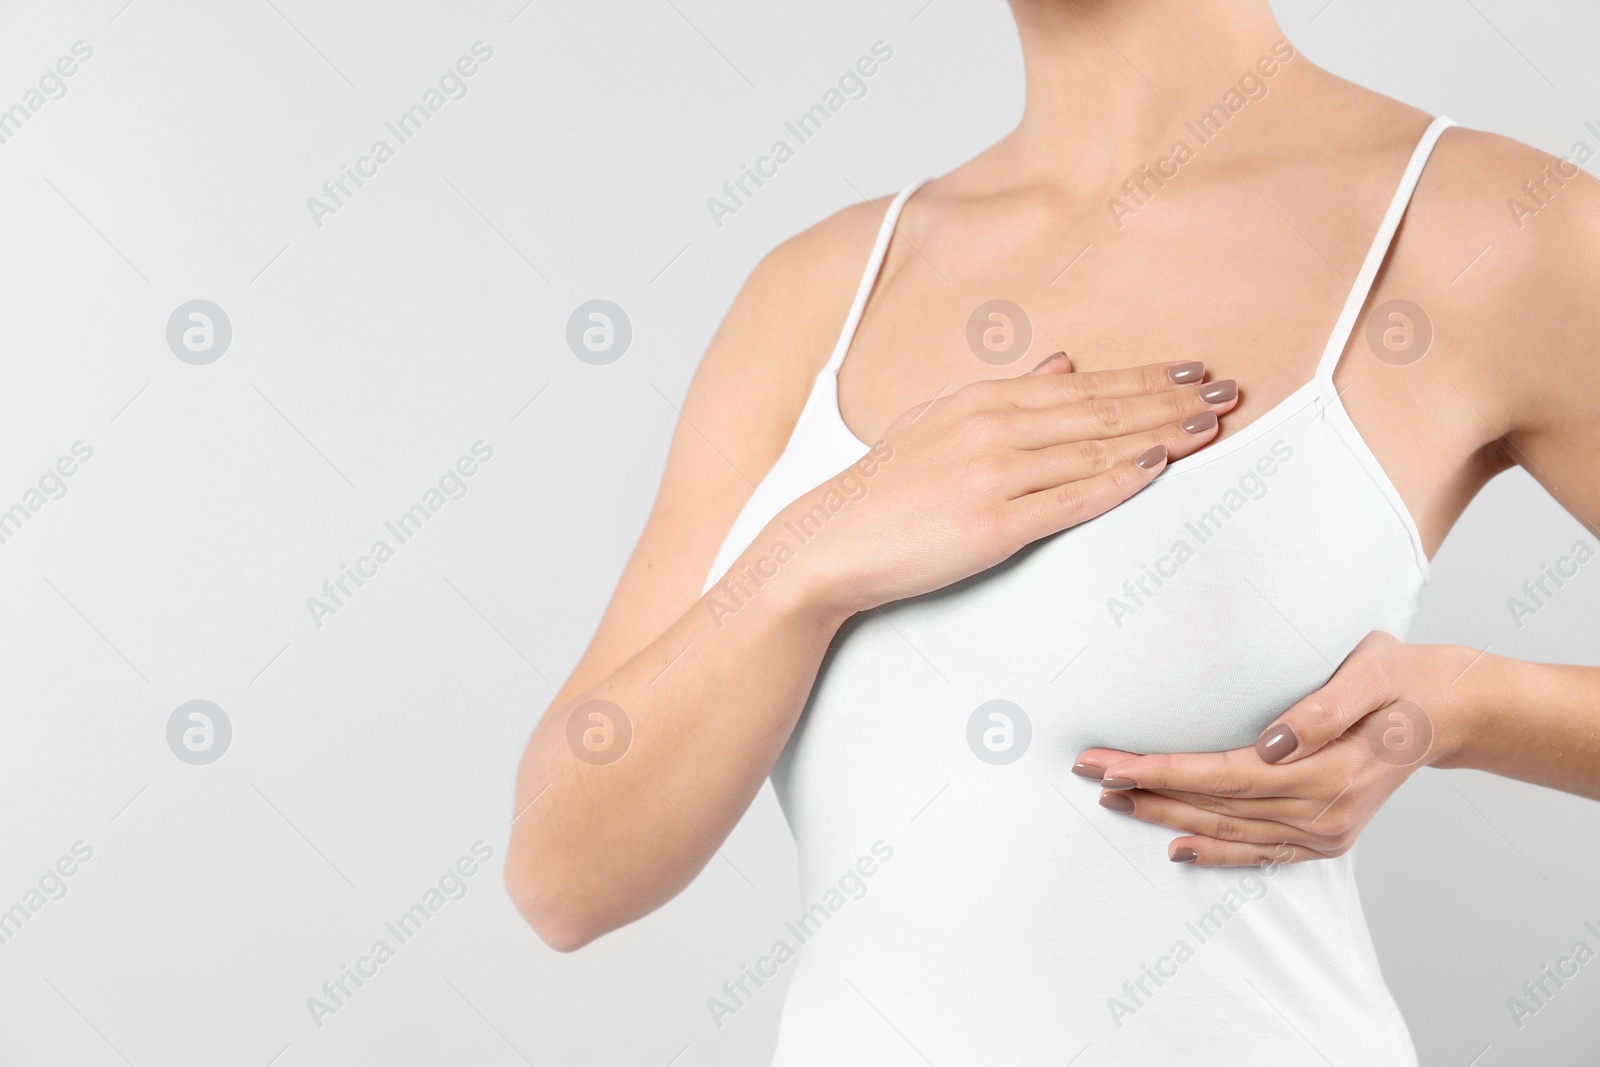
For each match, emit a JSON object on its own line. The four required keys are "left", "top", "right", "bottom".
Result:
{"left": 1, "top": 1, "right": 1597, "bottom": 1064}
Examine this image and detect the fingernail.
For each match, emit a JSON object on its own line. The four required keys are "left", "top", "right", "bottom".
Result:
{"left": 1181, "top": 411, "right": 1218, "bottom": 434}
{"left": 1167, "top": 361, "right": 1204, "bottom": 384}
{"left": 1135, "top": 445, "right": 1167, "bottom": 470}
{"left": 1099, "top": 792, "right": 1135, "bottom": 813}
{"left": 1199, "top": 379, "right": 1237, "bottom": 404}
{"left": 1101, "top": 776, "right": 1138, "bottom": 791}
{"left": 1255, "top": 722, "right": 1299, "bottom": 764}
{"left": 1071, "top": 762, "right": 1104, "bottom": 780}
{"left": 1033, "top": 351, "right": 1071, "bottom": 372}
{"left": 1171, "top": 848, "right": 1198, "bottom": 863}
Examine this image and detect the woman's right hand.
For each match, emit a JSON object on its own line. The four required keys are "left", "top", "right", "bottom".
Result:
{"left": 776, "top": 354, "right": 1240, "bottom": 616}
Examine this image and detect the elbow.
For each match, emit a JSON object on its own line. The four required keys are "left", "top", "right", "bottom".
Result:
{"left": 529, "top": 914, "right": 599, "bottom": 955}
{"left": 503, "top": 855, "right": 604, "bottom": 953}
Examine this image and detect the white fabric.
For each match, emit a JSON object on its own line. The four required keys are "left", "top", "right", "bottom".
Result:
{"left": 701, "top": 116, "right": 1453, "bottom": 1065}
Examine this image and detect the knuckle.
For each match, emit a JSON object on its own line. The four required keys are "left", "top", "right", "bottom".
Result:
{"left": 1211, "top": 814, "right": 1244, "bottom": 841}
{"left": 1300, "top": 699, "right": 1341, "bottom": 735}
{"left": 1075, "top": 438, "right": 1113, "bottom": 471}
{"left": 1318, "top": 812, "right": 1356, "bottom": 840}
{"left": 1064, "top": 370, "right": 1101, "bottom": 398}
{"left": 1206, "top": 770, "right": 1247, "bottom": 799}
{"left": 1152, "top": 420, "right": 1186, "bottom": 449}
{"left": 1310, "top": 818, "right": 1346, "bottom": 843}
{"left": 1310, "top": 798, "right": 1355, "bottom": 840}
{"left": 1053, "top": 481, "right": 1085, "bottom": 515}
{"left": 1108, "top": 464, "right": 1141, "bottom": 494}
{"left": 962, "top": 452, "right": 1008, "bottom": 492}
{"left": 963, "top": 410, "right": 1011, "bottom": 448}
{"left": 1208, "top": 751, "right": 1252, "bottom": 797}
{"left": 962, "top": 379, "right": 1004, "bottom": 408}
{"left": 1087, "top": 397, "right": 1124, "bottom": 434}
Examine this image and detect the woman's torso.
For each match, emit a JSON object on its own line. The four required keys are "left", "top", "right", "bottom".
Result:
{"left": 700, "top": 116, "right": 1460, "bottom": 1065}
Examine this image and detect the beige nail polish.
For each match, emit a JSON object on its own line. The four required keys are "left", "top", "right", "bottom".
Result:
{"left": 1135, "top": 445, "right": 1167, "bottom": 470}
{"left": 1099, "top": 792, "right": 1135, "bottom": 813}
{"left": 1255, "top": 722, "right": 1299, "bottom": 764}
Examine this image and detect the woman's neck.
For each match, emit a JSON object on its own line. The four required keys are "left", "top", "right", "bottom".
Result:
{"left": 999, "top": 0, "right": 1302, "bottom": 191}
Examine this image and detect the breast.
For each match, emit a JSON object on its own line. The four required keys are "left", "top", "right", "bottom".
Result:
{"left": 771, "top": 400, "right": 1426, "bottom": 842}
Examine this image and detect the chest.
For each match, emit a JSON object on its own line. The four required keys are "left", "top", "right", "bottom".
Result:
{"left": 835, "top": 190, "right": 1485, "bottom": 555}
{"left": 840, "top": 207, "right": 1355, "bottom": 440}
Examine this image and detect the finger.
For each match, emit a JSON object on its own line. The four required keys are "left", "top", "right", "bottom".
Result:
{"left": 1136, "top": 788, "right": 1351, "bottom": 843}
{"left": 1029, "top": 350, "right": 1073, "bottom": 374}
{"left": 1253, "top": 631, "right": 1400, "bottom": 764}
{"left": 1095, "top": 747, "right": 1289, "bottom": 799}
{"left": 1004, "top": 407, "right": 1226, "bottom": 494}
{"left": 1006, "top": 443, "right": 1168, "bottom": 544}
{"left": 1136, "top": 787, "right": 1307, "bottom": 822}
{"left": 1098, "top": 788, "right": 1324, "bottom": 850}
{"left": 1071, "top": 747, "right": 1142, "bottom": 781}
{"left": 1007, "top": 360, "right": 1210, "bottom": 404}
{"left": 1164, "top": 837, "right": 1331, "bottom": 868}
{"left": 1004, "top": 379, "right": 1239, "bottom": 449}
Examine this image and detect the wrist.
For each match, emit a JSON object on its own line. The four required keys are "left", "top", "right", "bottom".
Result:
{"left": 775, "top": 548, "right": 863, "bottom": 630}
{"left": 1420, "top": 643, "right": 1497, "bottom": 769}
{"left": 708, "top": 523, "right": 859, "bottom": 634}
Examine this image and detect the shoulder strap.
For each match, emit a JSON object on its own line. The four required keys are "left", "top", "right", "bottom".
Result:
{"left": 1315, "top": 115, "right": 1455, "bottom": 383}
{"left": 823, "top": 179, "right": 932, "bottom": 374}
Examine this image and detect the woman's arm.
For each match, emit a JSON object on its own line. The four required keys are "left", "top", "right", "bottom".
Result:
{"left": 1077, "top": 139, "right": 1600, "bottom": 863}
{"left": 1432, "top": 653, "right": 1600, "bottom": 799}
{"left": 1073, "top": 630, "right": 1600, "bottom": 869}
{"left": 506, "top": 204, "right": 1243, "bottom": 947}
{"left": 1408, "top": 139, "right": 1600, "bottom": 795}
{"left": 503, "top": 204, "right": 888, "bottom": 950}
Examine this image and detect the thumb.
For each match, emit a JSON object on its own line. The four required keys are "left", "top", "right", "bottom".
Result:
{"left": 1254, "top": 633, "right": 1397, "bottom": 763}
{"left": 1029, "top": 350, "right": 1072, "bottom": 374}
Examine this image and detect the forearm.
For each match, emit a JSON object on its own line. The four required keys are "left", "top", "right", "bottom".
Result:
{"left": 1429, "top": 646, "right": 1600, "bottom": 800}
{"left": 505, "top": 528, "right": 852, "bottom": 950}
{"left": 504, "top": 355, "right": 1238, "bottom": 942}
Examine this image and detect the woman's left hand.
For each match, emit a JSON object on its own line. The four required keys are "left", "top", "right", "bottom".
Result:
{"left": 1077, "top": 631, "right": 1463, "bottom": 867}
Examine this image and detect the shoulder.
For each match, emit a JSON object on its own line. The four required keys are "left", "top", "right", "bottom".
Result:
{"left": 685, "top": 195, "right": 892, "bottom": 450}
{"left": 739, "top": 195, "right": 892, "bottom": 330}
{"left": 1404, "top": 124, "right": 1600, "bottom": 433}
{"left": 732, "top": 195, "right": 896, "bottom": 383}
{"left": 1420, "top": 124, "right": 1600, "bottom": 244}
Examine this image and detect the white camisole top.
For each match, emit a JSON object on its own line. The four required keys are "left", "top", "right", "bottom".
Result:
{"left": 701, "top": 116, "right": 1453, "bottom": 1065}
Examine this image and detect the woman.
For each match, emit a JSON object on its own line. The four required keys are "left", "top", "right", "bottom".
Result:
{"left": 506, "top": 1, "right": 1599, "bottom": 1061}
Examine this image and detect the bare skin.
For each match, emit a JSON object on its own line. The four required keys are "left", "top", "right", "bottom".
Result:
{"left": 507, "top": 0, "right": 1600, "bottom": 944}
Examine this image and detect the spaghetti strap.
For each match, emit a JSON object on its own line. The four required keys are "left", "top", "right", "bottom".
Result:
{"left": 822, "top": 179, "right": 932, "bottom": 375}
{"left": 1314, "top": 115, "right": 1455, "bottom": 384}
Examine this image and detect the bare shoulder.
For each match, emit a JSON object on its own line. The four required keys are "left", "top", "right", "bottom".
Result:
{"left": 755, "top": 195, "right": 894, "bottom": 297}
{"left": 685, "top": 195, "right": 892, "bottom": 454}
{"left": 1403, "top": 124, "right": 1600, "bottom": 434}
{"left": 1421, "top": 124, "right": 1600, "bottom": 246}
